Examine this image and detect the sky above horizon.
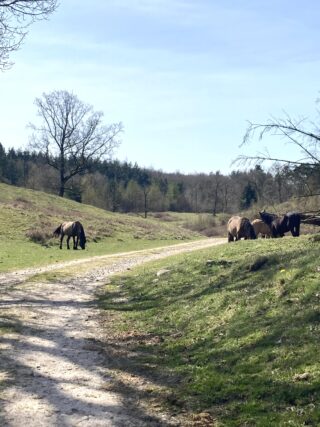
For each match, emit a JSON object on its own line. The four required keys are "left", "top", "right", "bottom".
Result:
{"left": 1, "top": 0, "right": 320, "bottom": 174}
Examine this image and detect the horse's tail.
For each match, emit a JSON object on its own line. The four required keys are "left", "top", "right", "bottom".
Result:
{"left": 53, "top": 224, "right": 62, "bottom": 237}
{"left": 249, "top": 223, "right": 257, "bottom": 239}
{"left": 242, "top": 218, "right": 256, "bottom": 240}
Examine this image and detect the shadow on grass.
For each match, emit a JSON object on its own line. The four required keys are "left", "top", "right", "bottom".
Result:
{"left": 98, "top": 244, "right": 320, "bottom": 425}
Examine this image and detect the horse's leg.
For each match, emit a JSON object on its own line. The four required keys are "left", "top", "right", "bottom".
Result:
{"left": 66, "top": 236, "right": 71, "bottom": 250}
{"left": 60, "top": 234, "right": 64, "bottom": 249}
{"left": 271, "top": 224, "right": 278, "bottom": 238}
{"left": 292, "top": 221, "right": 300, "bottom": 237}
{"left": 289, "top": 221, "right": 295, "bottom": 237}
{"left": 275, "top": 229, "right": 283, "bottom": 238}
{"left": 73, "top": 236, "right": 77, "bottom": 250}
{"left": 228, "top": 233, "right": 233, "bottom": 242}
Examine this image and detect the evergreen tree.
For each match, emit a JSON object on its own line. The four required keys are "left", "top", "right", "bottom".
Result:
{"left": 240, "top": 183, "right": 257, "bottom": 209}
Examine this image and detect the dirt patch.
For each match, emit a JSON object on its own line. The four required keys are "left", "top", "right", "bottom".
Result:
{"left": 0, "top": 238, "right": 225, "bottom": 426}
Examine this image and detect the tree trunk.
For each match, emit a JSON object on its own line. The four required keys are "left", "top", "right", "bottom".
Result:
{"left": 144, "top": 191, "right": 148, "bottom": 218}
{"left": 59, "top": 184, "right": 65, "bottom": 197}
{"left": 59, "top": 153, "right": 65, "bottom": 197}
{"left": 59, "top": 170, "right": 66, "bottom": 197}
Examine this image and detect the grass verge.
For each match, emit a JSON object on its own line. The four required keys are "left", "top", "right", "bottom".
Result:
{"left": 99, "top": 236, "right": 320, "bottom": 426}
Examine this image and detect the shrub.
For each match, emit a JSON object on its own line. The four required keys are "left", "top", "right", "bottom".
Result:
{"left": 183, "top": 214, "right": 228, "bottom": 237}
{"left": 150, "top": 212, "right": 175, "bottom": 222}
{"left": 26, "top": 229, "right": 52, "bottom": 246}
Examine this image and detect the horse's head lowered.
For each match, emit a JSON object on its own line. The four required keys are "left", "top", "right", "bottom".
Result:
{"left": 74, "top": 222, "right": 86, "bottom": 250}
{"left": 259, "top": 210, "right": 277, "bottom": 226}
{"left": 259, "top": 210, "right": 301, "bottom": 238}
{"left": 79, "top": 231, "right": 86, "bottom": 250}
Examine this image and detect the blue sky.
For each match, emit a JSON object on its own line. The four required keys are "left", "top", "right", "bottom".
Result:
{"left": 1, "top": 0, "right": 320, "bottom": 173}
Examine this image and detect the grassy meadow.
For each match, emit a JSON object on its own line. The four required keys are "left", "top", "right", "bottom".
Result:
{"left": 99, "top": 235, "right": 320, "bottom": 426}
{"left": 0, "top": 183, "right": 205, "bottom": 272}
{"left": 2, "top": 182, "right": 320, "bottom": 425}
{"left": 149, "top": 211, "right": 230, "bottom": 237}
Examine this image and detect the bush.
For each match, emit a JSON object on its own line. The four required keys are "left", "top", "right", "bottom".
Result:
{"left": 150, "top": 212, "right": 175, "bottom": 222}
{"left": 183, "top": 214, "right": 228, "bottom": 237}
{"left": 26, "top": 229, "right": 52, "bottom": 246}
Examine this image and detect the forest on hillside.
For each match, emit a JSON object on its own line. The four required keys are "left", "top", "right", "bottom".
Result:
{"left": 0, "top": 1, "right": 319, "bottom": 219}
{"left": 0, "top": 143, "right": 319, "bottom": 215}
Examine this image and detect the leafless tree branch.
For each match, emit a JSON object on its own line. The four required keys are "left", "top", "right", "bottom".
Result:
{"left": 236, "top": 110, "right": 320, "bottom": 168}
{"left": 0, "top": 0, "right": 58, "bottom": 70}
{"left": 29, "top": 90, "right": 123, "bottom": 197}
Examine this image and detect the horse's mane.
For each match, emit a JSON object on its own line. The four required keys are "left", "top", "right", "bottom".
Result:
{"left": 259, "top": 210, "right": 278, "bottom": 225}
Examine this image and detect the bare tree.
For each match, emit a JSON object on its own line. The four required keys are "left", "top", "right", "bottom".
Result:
{"left": 236, "top": 112, "right": 320, "bottom": 168}
{"left": 209, "top": 171, "right": 222, "bottom": 216}
{"left": 0, "top": 0, "right": 58, "bottom": 70}
{"left": 137, "top": 169, "right": 151, "bottom": 218}
{"left": 29, "top": 90, "right": 123, "bottom": 197}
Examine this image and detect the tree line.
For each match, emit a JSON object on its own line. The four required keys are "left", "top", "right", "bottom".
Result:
{"left": 0, "top": 143, "right": 318, "bottom": 216}
{"left": 1, "top": 2, "right": 320, "bottom": 216}
{"left": 0, "top": 86, "right": 319, "bottom": 216}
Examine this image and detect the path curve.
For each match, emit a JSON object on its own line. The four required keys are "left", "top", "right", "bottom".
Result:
{"left": 0, "top": 238, "right": 225, "bottom": 426}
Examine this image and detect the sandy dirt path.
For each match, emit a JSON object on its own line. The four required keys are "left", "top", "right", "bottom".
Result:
{"left": 0, "top": 238, "right": 225, "bottom": 427}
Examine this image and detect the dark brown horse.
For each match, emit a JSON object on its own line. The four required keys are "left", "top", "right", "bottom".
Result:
{"left": 259, "top": 210, "right": 300, "bottom": 238}
{"left": 53, "top": 221, "right": 86, "bottom": 249}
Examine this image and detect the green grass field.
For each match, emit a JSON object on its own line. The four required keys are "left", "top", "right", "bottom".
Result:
{"left": 0, "top": 182, "right": 205, "bottom": 401}
{"left": 2, "top": 182, "right": 320, "bottom": 425}
{"left": 100, "top": 235, "right": 320, "bottom": 426}
{"left": 0, "top": 183, "right": 202, "bottom": 272}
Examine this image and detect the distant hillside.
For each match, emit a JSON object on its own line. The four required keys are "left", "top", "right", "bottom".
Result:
{"left": 0, "top": 183, "right": 202, "bottom": 271}
{"left": 1, "top": 144, "right": 319, "bottom": 215}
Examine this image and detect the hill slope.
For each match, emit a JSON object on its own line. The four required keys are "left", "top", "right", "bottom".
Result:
{"left": 0, "top": 183, "right": 201, "bottom": 271}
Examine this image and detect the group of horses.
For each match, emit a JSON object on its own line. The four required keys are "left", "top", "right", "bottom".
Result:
{"left": 227, "top": 210, "right": 301, "bottom": 242}
{"left": 52, "top": 211, "right": 301, "bottom": 249}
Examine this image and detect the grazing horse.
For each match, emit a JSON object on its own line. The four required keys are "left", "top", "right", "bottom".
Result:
{"left": 53, "top": 221, "right": 86, "bottom": 250}
{"left": 252, "top": 219, "right": 272, "bottom": 238}
{"left": 259, "top": 210, "right": 300, "bottom": 238}
{"left": 227, "top": 216, "right": 256, "bottom": 242}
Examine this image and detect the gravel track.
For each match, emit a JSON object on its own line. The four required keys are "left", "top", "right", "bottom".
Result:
{"left": 0, "top": 238, "right": 225, "bottom": 426}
